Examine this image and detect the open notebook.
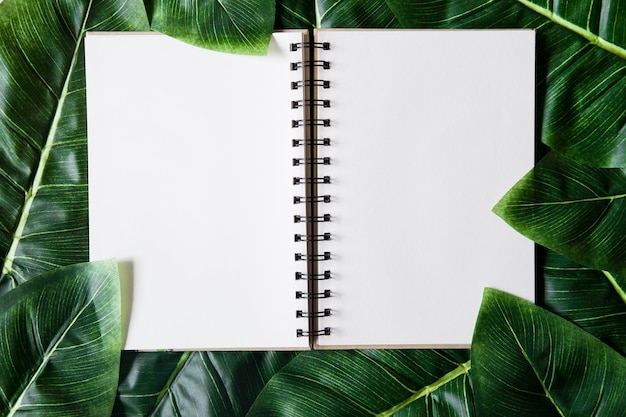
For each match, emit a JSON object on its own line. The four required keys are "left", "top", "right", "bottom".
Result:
{"left": 85, "top": 29, "right": 535, "bottom": 350}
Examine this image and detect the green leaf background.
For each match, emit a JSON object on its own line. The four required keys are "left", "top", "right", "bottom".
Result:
{"left": 0, "top": 0, "right": 149, "bottom": 294}
{"left": 0, "top": 0, "right": 624, "bottom": 415}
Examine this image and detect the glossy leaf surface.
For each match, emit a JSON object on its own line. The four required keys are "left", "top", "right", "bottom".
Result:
{"left": 0, "top": 260, "right": 121, "bottom": 416}
{"left": 113, "top": 351, "right": 296, "bottom": 416}
{"left": 248, "top": 350, "right": 474, "bottom": 416}
{"left": 314, "top": 0, "right": 626, "bottom": 167}
{"left": 113, "top": 352, "right": 185, "bottom": 417}
{"left": 472, "top": 288, "right": 626, "bottom": 416}
{"left": 542, "top": 249, "right": 626, "bottom": 355}
{"left": 494, "top": 152, "right": 626, "bottom": 274}
{"left": 148, "top": 0, "right": 275, "bottom": 55}
{"left": 0, "top": 0, "right": 149, "bottom": 296}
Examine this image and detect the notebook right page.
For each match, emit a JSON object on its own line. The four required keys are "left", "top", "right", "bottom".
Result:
{"left": 314, "top": 29, "right": 536, "bottom": 348}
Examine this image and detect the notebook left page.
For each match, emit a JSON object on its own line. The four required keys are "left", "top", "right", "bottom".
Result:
{"left": 85, "top": 32, "right": 310, "bottom": 350}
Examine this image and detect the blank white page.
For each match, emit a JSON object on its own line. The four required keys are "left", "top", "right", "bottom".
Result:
{"left": 86, "top": 32, "right": 310, "bottom": 350}
{"left": 314, "top": 30, "right": 536, "bottom": 348}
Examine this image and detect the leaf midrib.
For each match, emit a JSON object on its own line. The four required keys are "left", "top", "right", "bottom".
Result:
{"left": 7, "top": 276, "right": 104, "bottom": 416}
{"left": 148, "top": 351, "right": 191, "bottom": 416}
{"left": 376, "top": 360, "right": 471, "bottom": 416}
{"left": 0, "top": 1, "right": 92, "bottom": 286}
{"left": 516, "top": 0, "right": 626, "bottom": 59}
{"left": 499, "top": 301, "right": 567, "bottom": 417}
{"left": 509, "top": 193, "right": 626, "bottom": 207}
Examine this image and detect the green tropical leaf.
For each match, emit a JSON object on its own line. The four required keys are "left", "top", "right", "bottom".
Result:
{"left": 0, "top": 260, "right": 121, "bottom": 416}
{"left": 147, "top": 0, "right": 276, "bottom": 55}
{"left": 494, "top": 152, "right": 626, "bottom": 275}
{"left": 275, "top": 0, "right": 315, "bottom": 29}
{"left": 316, "top": 0, "right": 626, "bottom": 168}
{"left": 247, "top": 350, "right": 474, "bottom": 416}
{"left": 472, "top": 288, "right": 626, "bottom": 416}
{"left": 541, "top": 249, "right": 626, "bottom": 355}
{"left": 0, "top": 0, "right": 149, "bottom": 296}
{"left": 316, "top": 0, "right": 400, "bottom": 28}
{"left": 113, "top": 351, "right": 296, "bottom": 416}
{"left": 112, "top": 352, "right": 185, "bottom": 417}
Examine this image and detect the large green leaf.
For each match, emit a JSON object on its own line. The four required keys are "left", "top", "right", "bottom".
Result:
{"left": 113, "top": 351, "right": 296, "bottom": 416}
{"left": 0, "top": 260, "right": 121, "bottom": 416}
{"left": 147, "top": 0, "right": 276, "bottom": 55}
{"left": 0, "top": 0, "right": 149, "bottom": 296}
{"left": 542, "top": 249, "right": 626, "bottom": 356}
{"left": 472, "top": 288, "right": 626, "bottom": 416}
{"left": 494, "top": 152, "right": 626, "bottom": 275}
{"left": 315, "top": 0, "right": 626, "bottom": 168}
{"left": 247, "top": 350, "right": 474, "bottom": 416}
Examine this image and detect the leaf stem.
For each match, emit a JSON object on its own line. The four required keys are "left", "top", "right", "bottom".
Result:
{"left": 315, "top": 0, "right": 321, "bottom": 29}
{"left": 516, "top": 0, "right": 626, "bottom": 59}
{"left": 602, "top": 271, "right": 626, "bottom": 305}
{"left": 376, "top": 360, "right": 471, "bottom": 416}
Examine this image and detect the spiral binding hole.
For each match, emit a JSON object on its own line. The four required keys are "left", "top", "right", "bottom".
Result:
{"left": 296, "top": 308, "right": 331, "bottom": 318}
{"left": 295, "top": 270, "right": 331, "bottom": 280}
{"left": 295, "top": 252, "right": 331, "bottom": 261}
{"left": 291, "top": 99, "right": 331, "bottom": 109}
{"left": 294, "top": 214, "right": 331, "bottom": 223}
{"left": 292, "top": 157, "right": 330, "bottom": 166}
{"left": 292, "top": 138, "right": 331, "bottom": 147}
{"left": 293, "top": 176, "right": 330, "bottom": 185}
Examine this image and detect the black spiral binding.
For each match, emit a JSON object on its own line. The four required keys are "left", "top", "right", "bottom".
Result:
{"left": 295, "top": 270, "right": 331, "bottom": 280}
{"left": 294, "top": 252, "right": 331, "bottom": 261}
{"left": 297, "top": 328, "right": 331, "bottom": 337}
{"left": 297, "top": 308, "right": 331, "bottom": 318}
{"left": 293, "top": 195, "right": 331, "bottom": 204}
{"left": 292, "top": 99, "right": 330, "bottom": 109}
{"left": 292, "top": 36, "right": 332, "bottom": 340}
{"left": 290, "top": 41, "right": 330, "bottom": 51}
{"left": 294, "top": 214, "right": 331, "bottom": 223}
{"left": 293, "top": 176, "right": 330, "bottom": 185}
{"left": 292, "top": 138, "right": 331, "bottom": 147}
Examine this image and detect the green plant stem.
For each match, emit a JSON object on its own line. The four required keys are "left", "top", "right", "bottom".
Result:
{"left": 377, "top": 360, "right": 471, "bottom": 416}
{"left": 315, "top": 0, "right": 321, "bottom": 28}
{"left": 516, "top": 0, "right": 626, "bottom": 59}
{"left": 603, "top": 271, "right": 626, "bottom": 305}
